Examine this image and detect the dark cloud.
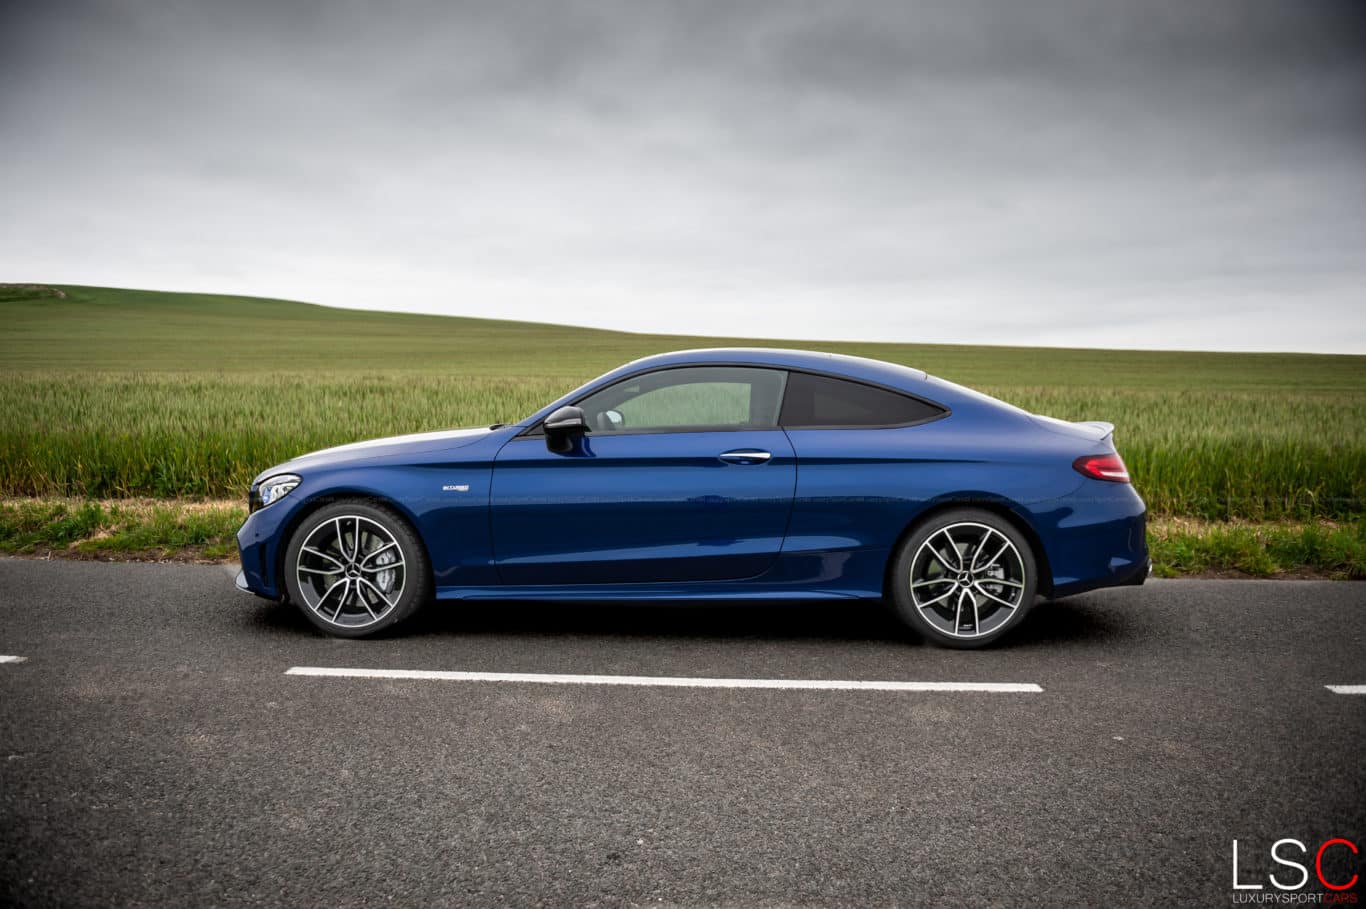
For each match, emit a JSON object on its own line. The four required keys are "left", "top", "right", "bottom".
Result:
{"left": 2, "top": 0, "right": 1364, "bottom": 351}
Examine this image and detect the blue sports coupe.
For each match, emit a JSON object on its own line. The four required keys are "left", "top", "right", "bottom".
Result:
{"left": 235, "top": 348, "right": 1148, "bottom": 647}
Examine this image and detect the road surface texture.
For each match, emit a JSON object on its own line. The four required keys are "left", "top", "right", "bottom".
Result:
{"left": 1, "top": 559, "right": 1362, "bottom": 906}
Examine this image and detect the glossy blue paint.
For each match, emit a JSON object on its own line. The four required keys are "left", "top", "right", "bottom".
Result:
{"left": 235, "top": 348, "right": 1148, "bottom": 605}
{"left": 490, "top": 430, "right": 797, "bottom": 584}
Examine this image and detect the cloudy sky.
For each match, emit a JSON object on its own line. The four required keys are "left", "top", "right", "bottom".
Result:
{"left": 2, "top": 0, "right": 1364, "bottom": 352}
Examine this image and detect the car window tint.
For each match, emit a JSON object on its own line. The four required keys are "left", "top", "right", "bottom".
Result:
{"left": 577, "top": 367, "right": 788, "bottom": 432}
{"left": 779, "top": 372, "right": 944, "bottom": 428}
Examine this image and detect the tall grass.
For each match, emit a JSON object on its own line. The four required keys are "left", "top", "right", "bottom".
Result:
{"left": 987, "top": 387, "right": 1366, "bottom": 519}
{"left": 0, "top": 372, "right": 569, "bottom": 498}
{"left": 1, "top": 284, "right": 1363, "bottom": 518}
{"left": 1, "top": 373, "right": 1360, "bottom": 518}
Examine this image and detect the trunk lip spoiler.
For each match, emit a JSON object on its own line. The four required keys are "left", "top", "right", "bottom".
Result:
{"left": 1030, "top": 414, "right": 1116, "bottom": 442}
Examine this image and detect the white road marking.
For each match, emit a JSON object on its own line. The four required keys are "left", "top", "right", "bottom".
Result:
{"left": 0, "top": 656, "right": 26, "bottom": 664}
{"left": 1326, "top": 685, "right": 1366, "bottom": 695}
{"left": 285, "top": 666, "right": 1043, "bottom": 692}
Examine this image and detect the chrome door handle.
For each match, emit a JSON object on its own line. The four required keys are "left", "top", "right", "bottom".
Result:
{"left": 718, "top": 449, "right": 772, "bottom": 464}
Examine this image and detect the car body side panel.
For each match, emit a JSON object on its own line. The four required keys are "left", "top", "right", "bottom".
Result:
{"left": 489, "top": 430, "right": 797, "bottom": 584}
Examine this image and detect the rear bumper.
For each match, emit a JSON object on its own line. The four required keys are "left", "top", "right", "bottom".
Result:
{"left": 1044, "top": 480, "right": 1150, "bottom": 599}
{"left": 1116, "top": 556, "right": 1152, "bottom": 587}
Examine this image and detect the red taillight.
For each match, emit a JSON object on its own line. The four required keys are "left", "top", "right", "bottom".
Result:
{"left": 1073, "top": 453, "right": 1131, "bottom": 483}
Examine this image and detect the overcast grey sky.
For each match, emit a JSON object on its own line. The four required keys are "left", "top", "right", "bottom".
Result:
{"left": 2, "top": 0, "right": 1364, "bottom": 352}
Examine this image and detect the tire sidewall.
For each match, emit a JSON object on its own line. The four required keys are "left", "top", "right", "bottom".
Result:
{"left": 282, "top": 499, "right": 431, "bottom": 638}
{"left": 890, "top": 508, "right": 1038, "bottom": 649}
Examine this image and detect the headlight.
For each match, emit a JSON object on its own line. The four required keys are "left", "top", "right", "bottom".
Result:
{"left": 256, "top": 474, "right": 301, "bottom": 510}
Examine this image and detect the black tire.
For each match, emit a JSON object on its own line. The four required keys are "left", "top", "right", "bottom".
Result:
{"left": 282, "top": 498, "right": 432, "bottom": 638}
{"left": 888, "top": 508, "right": 1038, "bottom": 649}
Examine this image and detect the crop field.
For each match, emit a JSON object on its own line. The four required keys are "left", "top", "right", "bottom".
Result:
{"left": 2, "top": 284, "right": 1364, "bottom": 521}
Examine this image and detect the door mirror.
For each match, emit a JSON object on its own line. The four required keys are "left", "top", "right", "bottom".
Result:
{"left": 544, "top": 405, "right": 589, "bottom": 453}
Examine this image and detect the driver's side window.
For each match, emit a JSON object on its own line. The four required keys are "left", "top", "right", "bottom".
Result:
{"left": 577, "top": 366, "right": 787, "bottom": 433}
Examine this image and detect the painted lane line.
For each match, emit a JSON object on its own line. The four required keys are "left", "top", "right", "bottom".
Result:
{"left": 1326, "top": 685, "right": 1366, "bottom": 695}
{"left": 0, "top": 656, "right": 26, "bottom": 664}
{"left": 285, "top": 667, "right": 1043, "bottom": 692}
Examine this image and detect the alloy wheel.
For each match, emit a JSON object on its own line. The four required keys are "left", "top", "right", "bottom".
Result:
{"left": 294, "top": 515, "right": 406, "bottom": 629}
{"left": 908, "top": 521, "right": 1027, "bottom": 640}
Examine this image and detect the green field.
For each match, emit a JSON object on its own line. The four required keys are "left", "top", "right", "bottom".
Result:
{"left": 2, "top": 283, "right": 1364, "bottom": 521}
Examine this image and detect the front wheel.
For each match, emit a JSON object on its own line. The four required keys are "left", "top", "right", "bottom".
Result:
{"left": 282, "top": 499, "right": 432, "bottom": 638}
{"left": 889, "top": 509, "right": 1038, "bottom": 649}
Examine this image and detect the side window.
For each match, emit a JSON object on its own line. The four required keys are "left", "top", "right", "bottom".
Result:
{"left": 779, "top": 372, "right": 945, "bottom": 428}
{"left": 576, "top": 367, "right": 788, "bottom": 432}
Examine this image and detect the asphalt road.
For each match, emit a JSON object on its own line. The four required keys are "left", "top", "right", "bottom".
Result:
{"left": 0, "top": 559, "right": 1362, "bottom": 907}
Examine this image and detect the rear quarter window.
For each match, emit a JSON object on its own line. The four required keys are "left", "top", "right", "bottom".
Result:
{"left": 779, "top": 372, "right": 945, "bottom": 428}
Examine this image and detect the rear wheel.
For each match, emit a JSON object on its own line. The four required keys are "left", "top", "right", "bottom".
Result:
{"left": 889, "top": 509, "right": 1038, "bottom": 648}
{"left": 283, "top": 499, "right": 431, "bottom": 638}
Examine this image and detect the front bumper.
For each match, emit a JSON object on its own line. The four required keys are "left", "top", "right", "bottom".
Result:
{"left": 235, "top": 494, "right": 304, "bottom": 599}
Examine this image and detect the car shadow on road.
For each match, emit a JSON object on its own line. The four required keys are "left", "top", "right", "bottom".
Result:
{"left": 410, "top": 598, "right": 913, "bottom": 644}
{"left": 250, "top": 593, "right": 1134, "bottom": 649}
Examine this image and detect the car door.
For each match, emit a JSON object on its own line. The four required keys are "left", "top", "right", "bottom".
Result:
{"left": 490, "top": 366, "right": 796, "bottom": 585}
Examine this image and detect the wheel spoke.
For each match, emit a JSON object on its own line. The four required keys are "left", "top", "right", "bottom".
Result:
{"left": 298, "top": 565, "right": 340, "bottom": 576}
{"left": 358, "top": 577, "right": 394, "bottom": 611}
{"left": 354, "top": 582, "right": 379, "bottom": 620}
{"left": 360, "top": 541, "right": 398, "bottom": 566}
{"left": 936, "top": 529, "right": 963, "bottom": 570}
{"left": 965, "top": 530, "right": 984, "bottom": 570}
{"left": 313, "top": 577, "right": 346, "bottom": 614}
{"left": 334, "top": 579, "right": 353, "bottom": 619}
{"left": 969, "top": 531, "right": 999, "bottom": 571}
{"left": 916, "top": 588, "right": 956, "bottom": 610}
{"left": 360, "top": 559, "right": 404, "bottom": 574}
{"left": 302, "top": 546, "right": 343, "bottom": 568}
{"left": 927, "top": 550, "right": 956, "bottom": 573}
{"left": 954, "top": 589, "right": 966, "bottom": 629}
{"left": 977, "top": 540, "right": 1012, "bottom": 574}
{"left": 985, "top": 578, "right": 1024, "bottom": 589}
{"left": 971, "top": 591, "right": 981, "bottom": 634}
{"left": 973, "top": 582, "right": 1018, "bottom": 610}
{"left": 911, "top": 577, "right": 953, "bottom": 590}
{"left": 336, "top": 517, "right": 352, "bottom": 562}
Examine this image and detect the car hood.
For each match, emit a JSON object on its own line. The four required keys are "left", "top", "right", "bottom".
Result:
{"left": 257, "top": 427, "right": 494, "bottom": 480}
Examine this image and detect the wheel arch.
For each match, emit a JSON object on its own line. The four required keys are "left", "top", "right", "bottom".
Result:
{"left": 882, "top": 495, "right": 1054, "bottom": 600}
{"left": 272, "top": 488, "right": 434, "bottom": 601}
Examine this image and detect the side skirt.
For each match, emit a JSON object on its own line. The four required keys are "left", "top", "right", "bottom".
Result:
{"left": 434, "top": 585, "right": 867, "bottom": 602}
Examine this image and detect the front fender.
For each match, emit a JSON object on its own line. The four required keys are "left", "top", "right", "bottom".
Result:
{"left": 236, "top": 462, "right": 497, "bottom": 598}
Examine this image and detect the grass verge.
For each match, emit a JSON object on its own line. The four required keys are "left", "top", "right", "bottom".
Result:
{"left": 2, "top": 499, "right": 1362, "bottom": 580}
{"left": 0, "top": 499, "right": 242, "bottom": 562}
{"left": 1147, "top": 517, "right": 1366, "bottom": 580}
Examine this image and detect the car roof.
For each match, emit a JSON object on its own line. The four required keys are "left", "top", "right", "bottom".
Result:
{"left": 518, "top": 346, "right": 1024, "bottom": 427}
{"left": 617, "top": 347, "right": 930, "bottom": 388}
